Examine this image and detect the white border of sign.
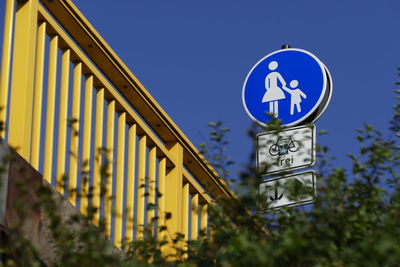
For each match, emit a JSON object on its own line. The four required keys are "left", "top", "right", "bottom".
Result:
{"left": 242, "top": 48, "right": 329, "bottom": 127}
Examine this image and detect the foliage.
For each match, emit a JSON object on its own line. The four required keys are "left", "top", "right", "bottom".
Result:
{"left": 1, "top": 80, "right": 399, "bottom": 266}
{"left": 188, "top": 86, "right": 400, "bottom": 266}
{"left": 199, "top": 121, "right": 235, "bottom": 182}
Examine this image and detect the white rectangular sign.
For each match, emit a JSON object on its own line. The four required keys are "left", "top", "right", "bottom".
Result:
{"left": 258, "top": 171, "right": 316, "bottom": 212}
{"left": 256, "top": 125, "right": 316, "bottom": 175}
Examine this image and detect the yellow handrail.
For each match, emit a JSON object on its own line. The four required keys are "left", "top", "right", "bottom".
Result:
{"left": 0, "top": 0, "right": 238, "bottom": 252}
{"left": 39, "top": 0, "right": 236, "bottom": 202}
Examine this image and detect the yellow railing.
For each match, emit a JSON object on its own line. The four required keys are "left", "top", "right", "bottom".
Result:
{"left": 0, "top": 0, "right": 236, "bottom": 251}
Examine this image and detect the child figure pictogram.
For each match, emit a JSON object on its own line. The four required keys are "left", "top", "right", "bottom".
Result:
{"left": 283, "top": 80, "right": 307, "bottom": 115}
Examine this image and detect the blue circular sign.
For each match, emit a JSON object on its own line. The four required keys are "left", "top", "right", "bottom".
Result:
{"left": 242, "top": 48, "right": 329, "bottom": 127}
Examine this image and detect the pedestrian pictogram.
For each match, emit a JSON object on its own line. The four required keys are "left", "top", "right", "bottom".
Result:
{"left": 262, "top": 62, "right": 308, "bottom": 118}
{"left": 257, "top": 125, "right": 315, "bottom": 175}
{"left": 242, "top": 48, "right": 332, "bottom": 127}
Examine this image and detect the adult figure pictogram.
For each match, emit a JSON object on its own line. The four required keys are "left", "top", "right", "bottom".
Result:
{"left": 262, "top": 61, "right": 287, "bottom": 118}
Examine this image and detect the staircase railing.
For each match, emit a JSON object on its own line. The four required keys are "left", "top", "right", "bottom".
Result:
{"left": 0, "top": 0, "right": 236, "bottom": 251}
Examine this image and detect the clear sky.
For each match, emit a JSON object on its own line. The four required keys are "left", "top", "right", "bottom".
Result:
{"left": 2, "top": 0, "right": 400, "bottom": 177}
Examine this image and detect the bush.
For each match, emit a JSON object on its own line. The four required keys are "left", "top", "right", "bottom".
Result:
{"left": 1, "top": 81, "right": 399, "bottom": 267}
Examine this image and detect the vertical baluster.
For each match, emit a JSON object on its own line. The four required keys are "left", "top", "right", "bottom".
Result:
{"left": 68, "top": 62, "right": 82, "bottom": 206}
{"left": 80, "top": 75, "right": 93, "bottom": 216}
{"left": 164, "top": 143, "right": 183, "bottom": 256}
{"left": 56, "top": 48, "right": 70, "bottom": 194}
{"left": 92, "top": 88, "right": 104, "bottom": 225}
{"left": 191, "top": 193, "right": 199, "bottom": 240}
{"left": 125, "top": 123, "right": 137, "bottom": 245}
{"left": 114, "top": 112, "right": 126, "bottom": 248}
{"left": 43, "top": 35, "right": 58, "bottom": 183}
{"left": 157, "top": 157, "right": 166, "bottom": 243}
{"left": 136, "top": 135, "right": 147, "bottom": 240}
{"left": 7, "top": 0, "right": 38, "bottom": 159}
{"left": 182, "top": 183, "right": 189, "bottom": 241}
{"left": 200, "top": 203, "right": 208, "bottom": 240}
{"left": 31, "top": 22, "right": 46, "bottom": 169}
{"left": 104, "top": 100, "right": 115, "bottom": 238}
{"left": 147, "top": 146, "right": 156, "bottom": 230}
{"left": 0, "top": 0, "right": 15, "bottom": 138}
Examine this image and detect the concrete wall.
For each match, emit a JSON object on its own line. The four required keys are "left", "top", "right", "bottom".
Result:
{"left": 0, "top": 140, "right": 121, "bottom": 265}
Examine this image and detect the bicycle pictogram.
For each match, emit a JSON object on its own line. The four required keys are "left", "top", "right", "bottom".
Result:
{"left": 268, "top": 136, "right": 300, "bottom": 156}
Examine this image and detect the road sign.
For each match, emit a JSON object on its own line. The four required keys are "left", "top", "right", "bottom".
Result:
{"left": 258, "top": 171, "right": 316, "bottom": 212}
{"left": 257, "top": 125, "right": 315, "bottom": 175}
{"left": 242, "top": 48, "right": 332, "bottom": 127}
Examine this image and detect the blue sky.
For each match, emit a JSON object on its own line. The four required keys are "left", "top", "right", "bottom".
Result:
{"left": 2, "top": 0, "right": 400, "bottom": 177}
